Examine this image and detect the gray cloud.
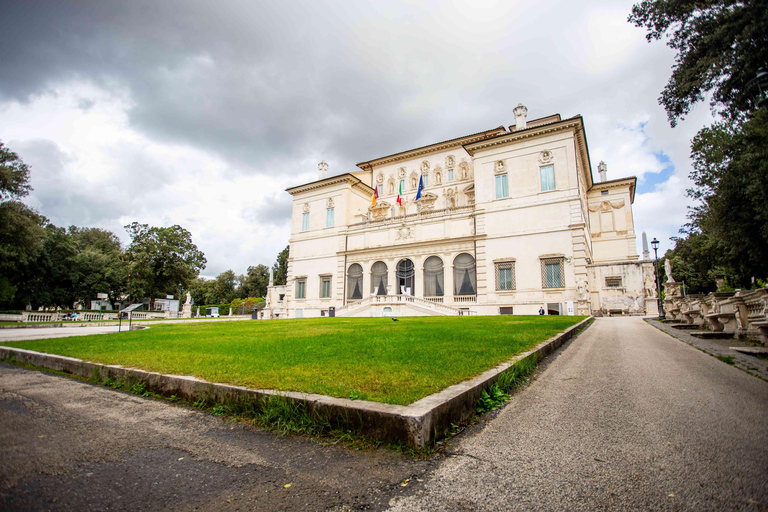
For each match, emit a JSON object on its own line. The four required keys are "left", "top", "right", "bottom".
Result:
{"left": 242, "top": 192, "right": 293, "bottom": 227}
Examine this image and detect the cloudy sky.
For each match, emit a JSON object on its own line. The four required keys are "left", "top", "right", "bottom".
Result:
{"left": 0, "top": 0, "right": 713, "bottom": 278}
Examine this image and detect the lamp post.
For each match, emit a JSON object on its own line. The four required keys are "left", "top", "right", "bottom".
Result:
{"left": 746, "top": 67, "right": 768, "bottom": 112}
{"left": 651, "top": 238, "right": 665, "bottom": 319}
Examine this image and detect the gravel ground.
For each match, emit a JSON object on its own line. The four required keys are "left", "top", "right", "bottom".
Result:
{"left": 388, "top": 317, "right": 768, "bottom": 511}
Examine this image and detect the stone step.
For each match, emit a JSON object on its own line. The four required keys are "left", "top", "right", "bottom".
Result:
{"left": 671, "top": 324, "right": 698, "bottom": 330}
{"left": 690, "top": 331, "right": 735, "bottom": 340}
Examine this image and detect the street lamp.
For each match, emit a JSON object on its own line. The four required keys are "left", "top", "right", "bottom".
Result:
{"left": 651, "top": 238, "right": 665, "bottom": 319}
{"left": 746, "top": 67, "right": 768, "bottom": 112}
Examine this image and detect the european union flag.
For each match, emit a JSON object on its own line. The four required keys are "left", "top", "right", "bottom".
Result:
{"left": 415, "top": 175, "right": 424, "bottom": 201}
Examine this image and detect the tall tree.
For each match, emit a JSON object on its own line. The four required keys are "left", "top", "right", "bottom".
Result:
{"left": 629, "top": 0, "right": 768, "bottom": 125}
{"left": 69, "top": 227, "right": 127, "bottom": 307}
{"left": 630, "top": 0, "right": 768, "bottom": 289}
{"left": 214, "top": 269, "right": 238, "bottom": 304}
{"left": 124, "top": 223, "right": 206, "bottom": 308}
{"left": 0, "top": 142, "right": 46, "bottom": 306}
{"left": 243, "top": 264, "right": 270, "bottom": 298}
{"left": 272, "top": 245, "right": 289, "bottom": 286}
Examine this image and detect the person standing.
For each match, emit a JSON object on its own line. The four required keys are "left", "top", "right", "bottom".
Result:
{"left": 538, "top": 307, "right": 545, "bottom": 315}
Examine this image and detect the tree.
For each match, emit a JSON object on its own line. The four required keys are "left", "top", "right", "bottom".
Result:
{"left": 242, "top": 264, "right": 270, "bottom": 298}
{"left": 0, "top": 142, "right": 46, "bottom": 306}
{"left": 630, "top": 0, "right": 768, "bottom": 288}
{"left": 0, "top": 141, "right": 32, "bottom": 201}
{"left": 69, "top": 227, "right": 126, "bottom": 307}
{"left": 687, "top": 110, "right": 768, "bottom": 285}
{"left": 272, "top": 245, "right": 289, "bottom": 286}
{"left": 629, "top": 0, "right": 768, "bottom": 125}
{"left": 214, "top": 269, "right": 238, "bottom": 304}
{"left": 124, "top": 222, "right": 206, "bottom": 308}
{"left": 14, "top": 225, "right": 77, "bottom": 308}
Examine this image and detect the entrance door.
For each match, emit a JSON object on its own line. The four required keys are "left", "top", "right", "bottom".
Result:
{"left": 397, "top": 259, "right": 415, "bottom": 296}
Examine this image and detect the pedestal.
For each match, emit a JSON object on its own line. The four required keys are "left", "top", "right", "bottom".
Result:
{"left": 645, "top": 297, "right": 659, "bottom": 317}
{"left": 664, "top": 282, "right": 682, "bottom": 320}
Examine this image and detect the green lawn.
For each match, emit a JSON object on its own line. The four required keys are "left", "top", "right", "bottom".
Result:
{"left": 4, "top": 315, "right": 585, "bottom": 405}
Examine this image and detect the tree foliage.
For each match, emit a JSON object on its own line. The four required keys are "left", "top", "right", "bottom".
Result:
{"left": 631, "top": 0, "right": 768, "bottom": 290}
{"left": 0, "top": 141, "right": 32, "bottom": 201}
{"left": 272, "top": 245, "right": 289, "bottom": 286}
{"left": 124, "top": 222, "right": 206, "bottom": 307}
{"left": 242, "top": 264, "right": 270, "bottom": 298}
{"left": 629, "top": 0, "right": 768, "bottom": 125}
{"left": 686, "top": 109, "right": 768, "bottom": 285}
{"left": 0, "top": 143, "right": 46, "bottom": 304}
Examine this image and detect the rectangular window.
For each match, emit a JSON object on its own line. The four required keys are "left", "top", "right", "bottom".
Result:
{"left": 422, "top": 174, "right": 429, "bottom": 187}
{"left": 399, "top": 179, "right": 405, "bottom": 193}
{"left": 541, "top": 165, "right": 555, "bottom": 192}
{"left": 495, "top": 174, "right": 508, "bottom": 199}
{"left": 377, "top": 184, "right": 383, "bottom": 197}
{"left": 499, "top": 307, "right": 514, "bottom": 315}
{"left": 326, "top": 208, "right": 334, "bottom": 227}
{"left": 541, "top": 258, "right": 564, "bottom": 288}
{"left": 605, "top": 276, "right": 622, "bottom": 288}
{"left": 495, "top": 261, "right": 516, "bottom": 290}
{"left": 320, "top": 277, "right": 331, "bottom": 298}
{"left": 296, "top": 279, "right": 306, "bottom": 299}
{"left": 447, "top": 168, "right": 454, "bottom": 181}
{"left": 301, "top": 212, "right": 309, "bottom": 231}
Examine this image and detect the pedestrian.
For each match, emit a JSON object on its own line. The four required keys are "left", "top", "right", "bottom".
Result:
{"left": 538, "top": 306, "right": 545, "bottom": 315}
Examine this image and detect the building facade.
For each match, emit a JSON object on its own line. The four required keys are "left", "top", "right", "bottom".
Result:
{"left": 261, "top": 105, "right": 657, "bottom": 319}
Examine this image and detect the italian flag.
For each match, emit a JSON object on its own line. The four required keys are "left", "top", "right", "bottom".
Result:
{"left": 397, "top": 181, "right": 403, "bottom": 206}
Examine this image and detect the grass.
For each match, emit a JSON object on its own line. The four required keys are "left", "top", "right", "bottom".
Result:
{"left": 3, "top": 315, "right": 584, "bottom": 405}
{"left": 716, "top": 355, "right": 736, "bottom": 366}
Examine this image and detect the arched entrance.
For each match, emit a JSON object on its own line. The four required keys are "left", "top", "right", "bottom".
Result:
{"left": 371, "top": 261, "right": 388, "bottom": 295}
{"left": 396, "top": 259, "right": 415, "bottom": 296}
{"left": 347, "top": 263, "right": 363, "bottom": 300}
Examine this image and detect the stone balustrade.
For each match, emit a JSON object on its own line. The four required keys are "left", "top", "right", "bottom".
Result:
{"left": 666, "top": 286, "right": 768, "bottom": 345}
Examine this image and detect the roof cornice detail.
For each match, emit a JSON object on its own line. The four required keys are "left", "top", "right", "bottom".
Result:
{"left": 588, "top": 177, "right": 637, "bottom": 203}
{"left": 356, "top": 127, "right": 507, "bottom": 169}
{"left": 462, "top": 118, "right": 582, "bottom": 156}
{"left": 286, "top": 174, "right": 373, "bottom": 196}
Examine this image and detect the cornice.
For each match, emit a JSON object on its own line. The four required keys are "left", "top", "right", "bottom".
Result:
{"left": 462, "top": 118, "right": 583, "bottom": 156}
{"left": 588, "top": 177, "right": 637, "bottom": 203}
{"left": 286, "top": 173, "right": 374, "bottom": 196}
{"left": 355, "top": 127, "right": 507, "bottom": 169}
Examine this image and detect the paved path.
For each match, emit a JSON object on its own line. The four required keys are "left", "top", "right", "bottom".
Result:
{"left": 0, "top": 362, "right": 431, "bottom": 511}
{"left": 0, "top": 325, "right": 123, "bottom": 342}
{"left": 389, "top": 317, "right": 768, "bottom": 511}
{"left": 646, "top": 319, "right": 768, "bottom": 381}
{"left": 2, "top": 317, "right": 767, "bottom": 511}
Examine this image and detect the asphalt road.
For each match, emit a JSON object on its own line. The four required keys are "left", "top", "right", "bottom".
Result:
{"left": 1, "top": 317, "right": 766, "bottom": 511}
{"left": 0, "top": 362, "right": 432, "bottom": 511}
{"left": 389, "top": 317, "right": 768, "bottom": 511}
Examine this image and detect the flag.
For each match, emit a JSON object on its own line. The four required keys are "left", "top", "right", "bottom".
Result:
{"left": 415, "top": 175, "right": 424, "bottom": 201}
{"left": 397, "top": 180, "right": 403, "bottom": 206}
{"left": 372, "top": 186, "right": 378, "bottom": 207}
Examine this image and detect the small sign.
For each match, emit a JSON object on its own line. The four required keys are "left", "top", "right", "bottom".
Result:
{"left": 566, "top": 301, "right": 575, "bottom": 316}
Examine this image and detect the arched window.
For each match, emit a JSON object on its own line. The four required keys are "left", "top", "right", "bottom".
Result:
{"left": 453, "top": 253, "right": 476, "bottom": 296}
{"left": 347, "top": 264, "right": 363, "bottom": 300}
{"left": 396, "top": 259, "right": 415, "bottom": 296}
{"left": 371, "top": 261, "right": 388, "bottom": 295}
{"left": 423, "top": 256, "right": 444, "bottom": 297}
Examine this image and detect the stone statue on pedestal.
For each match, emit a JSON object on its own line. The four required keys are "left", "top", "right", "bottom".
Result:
{"left": 665, "top": 259, "right": 674, "bottom": 283}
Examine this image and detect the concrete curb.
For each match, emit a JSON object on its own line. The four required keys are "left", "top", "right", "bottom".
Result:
{"left": 0, "top": 317, "right": 592, "bottom": 448}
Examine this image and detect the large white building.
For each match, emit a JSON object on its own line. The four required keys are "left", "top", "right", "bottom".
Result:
{"left": 262, "top": 105, "right": 657, "bottom": 319}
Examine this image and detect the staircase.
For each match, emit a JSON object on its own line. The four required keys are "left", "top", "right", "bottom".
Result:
{"left": 335, "top": 295, "right": 462, "bottom": 317}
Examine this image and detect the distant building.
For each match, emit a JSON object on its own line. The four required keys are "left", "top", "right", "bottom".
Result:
{"left": 261, "top": 105, "right": 656, "bottom": 318}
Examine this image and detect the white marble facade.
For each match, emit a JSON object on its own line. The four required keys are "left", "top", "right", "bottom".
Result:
{"left": 263, "top": 106, "right": 655, "bottom": 318}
